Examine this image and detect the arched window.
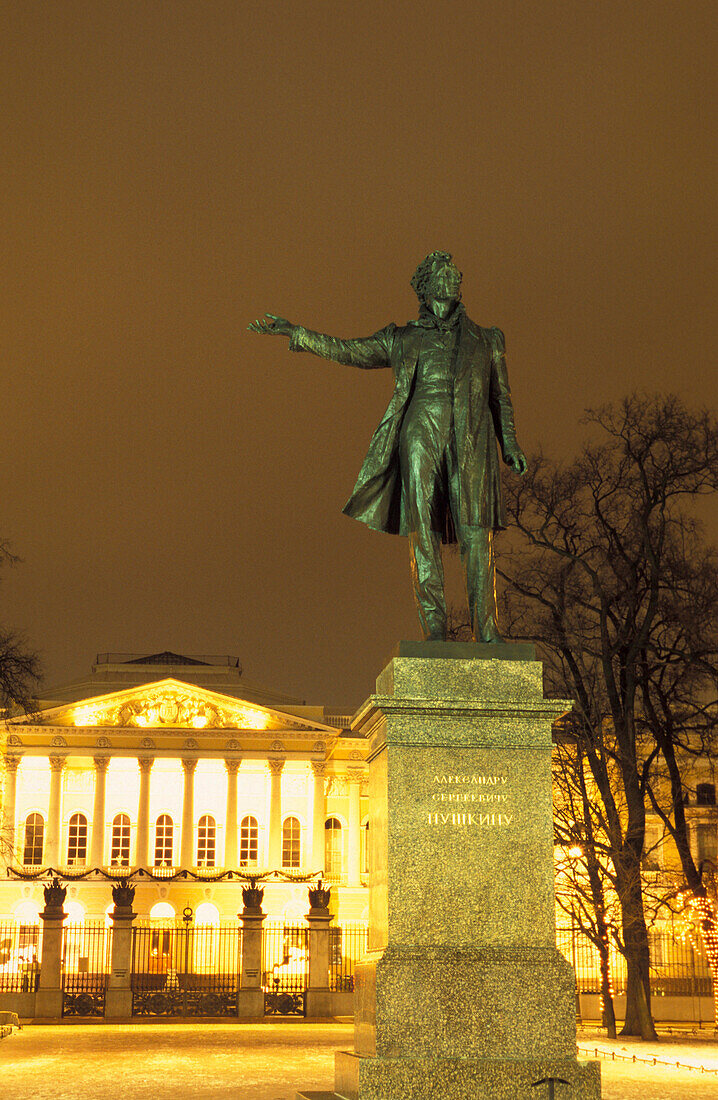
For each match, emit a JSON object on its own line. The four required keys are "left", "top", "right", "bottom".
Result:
{"left": 197, "top": 815, "right": 216, "bottom": 868}
{"left": 240, "top": 815, "right": 258, "bottom": 867}
{"left": 67, "top": 813, "right": 88, "bottom": 866}
{"left": 154, "top": 815, "right": 174, "bottom": 867}
{"left": 23, "top": 813, "right": 44, "bottom": 867}
{"left": 361, "top": 818, "right": 370, "bottom": 876}
{"left": 282, "top": 816, "right": 301, "bottom": 868}
{"left": 110, "top": 813, "right": 131, "bottom": 867}
{"left": 324, "top": 817, "right": 343, "bottom": 874}
{"left": 697, "top": 783, "right": 716, "bottom": 806}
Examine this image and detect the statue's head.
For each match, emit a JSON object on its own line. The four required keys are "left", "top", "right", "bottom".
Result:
{"left": 411, "top": 251, "right": 462, "bottom": 305}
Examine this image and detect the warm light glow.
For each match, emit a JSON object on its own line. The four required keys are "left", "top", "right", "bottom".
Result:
{"left": 72, "top": 705, "right": 101, "bottom": 726}
{"left": 149, "top": 902, "right": 175, "bottom": 920}
{"left": 568, "top": 846, "right": 583, "bottom": 859}
{"left": 13, "top": 900, "right": 40, "bottom": 924}
{"left": 65, "top": 900, "right": 85, "bottom": 923}
{"left": 70, "top": 683, "right": 273, "bottom": 730}
{"left": 195, "top": 902, "right": 220, "bottom": 925}
{"left": 676, "top": 891, "right": 718, "bottom": 1027}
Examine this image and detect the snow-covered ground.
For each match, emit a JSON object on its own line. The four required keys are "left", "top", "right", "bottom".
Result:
{"left": 578, "top": 1026, "right": 718, "bottom": 1099}
{"left": 1, "top": 1022, "right": 717, "bottom": 1098}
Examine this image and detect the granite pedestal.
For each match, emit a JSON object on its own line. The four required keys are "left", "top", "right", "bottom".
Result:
{"left": 298, "top": 642, "right": 601, "bottom": 1100}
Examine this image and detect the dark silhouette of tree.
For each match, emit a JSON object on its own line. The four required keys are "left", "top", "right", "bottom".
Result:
{"left": 0, "top": 538, "right": 41, "bottom": 864}
{"left": 497, "top": 394, "right": 718, "bottom": 1039}
{"left": 0, "top": 539, "right": 40, "bottom": 714}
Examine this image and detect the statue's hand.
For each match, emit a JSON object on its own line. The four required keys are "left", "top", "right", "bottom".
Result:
{"left": 504, "top": 449, "right": 528, "bottom": 475}
{"left": 247, "top": 313, "right": 294, "bottom": 338}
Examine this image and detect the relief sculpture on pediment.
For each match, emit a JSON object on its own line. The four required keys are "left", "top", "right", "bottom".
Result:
{"left": 70, "top": 687, "right": 273, "bottom": 730}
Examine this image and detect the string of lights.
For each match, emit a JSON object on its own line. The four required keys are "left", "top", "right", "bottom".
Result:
{"left": 675, "top": 890, "right": 718, "bottom": 1028}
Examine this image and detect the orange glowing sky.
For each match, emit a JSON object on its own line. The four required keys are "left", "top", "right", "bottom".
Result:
{"left": 2, "top": 2, "right": 716, "bottom": 707}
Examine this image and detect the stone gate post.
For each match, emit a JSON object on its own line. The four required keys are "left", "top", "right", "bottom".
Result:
{"left": 106, "top": 879, "right": 137, "bottom": 1019}
{"left": 306, "top": 881, "right": 333, "bottom": 1018}
{"left": 238, "top": 881, "right": 265, "bottom": 1017}
{"left": 35, "top": 878, "right": 67, "bottom": 1019}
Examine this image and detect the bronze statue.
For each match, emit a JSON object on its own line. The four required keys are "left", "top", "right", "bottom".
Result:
{"left": 249, "top": 251, "right": 527, "bottom": 641}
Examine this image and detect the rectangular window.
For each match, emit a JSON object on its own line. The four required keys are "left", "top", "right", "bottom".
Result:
{"left": 197, "top": 818, "right": 216, "bottom": 868}
{"left": 111, "top": 817, "right": 131, "bottom": 867}
{"left": 154, "top": 818, "right": 174, "bottom": 868}
{"left": 240, "top": 818, "right": 258, "bottom": 867}
{"left": 282, "top": 818, "right": 301, "bottom": 868}
{"left": 67, "top": 816, "right": 88, "bottom": 865}
{"left": 695, "top": 824, "right": 718, "bottom": 866}
{"left": 23, "top": 816, "right": 44, "bottom": 867}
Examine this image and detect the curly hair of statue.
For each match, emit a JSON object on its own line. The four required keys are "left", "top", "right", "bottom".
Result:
{"left": 410, "top": 250, "right": 463, "bottom": 302}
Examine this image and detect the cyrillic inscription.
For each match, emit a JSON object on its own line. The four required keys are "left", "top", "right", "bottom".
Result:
{"left": 427, "top": 812, "right": 513, "bottom": 826}
{"left": 433, "top": 774, "right": 507, "bottom": 785}
{"left": 427, "top": 775, "right": 514, "bottom": 826}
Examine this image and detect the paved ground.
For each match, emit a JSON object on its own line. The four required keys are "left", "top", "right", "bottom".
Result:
{"left": 1, "top": 1022, "right": 718, "bottom": 1099}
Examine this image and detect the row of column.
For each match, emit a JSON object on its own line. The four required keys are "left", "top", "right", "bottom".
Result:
{"left": 3, "top": 754, "right": 365, "bottom": 882}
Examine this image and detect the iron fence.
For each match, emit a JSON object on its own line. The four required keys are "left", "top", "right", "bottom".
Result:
{"left": 557, "top": 926, "right": 713, "bottom": 997}
{"left": 131, "top": 921, "right": 240, "bottom": 1016}
{"left": 262, "top": 921, "right": 308, "bottom": 1016}
{"left": 62, "top": 921, "right": 111, "bottom": 1016}
{"left": 0, "top": 921, "right": 41, "bottom": 993}
{"left": 330, "top": 922, "right": 368, "bottom": 992}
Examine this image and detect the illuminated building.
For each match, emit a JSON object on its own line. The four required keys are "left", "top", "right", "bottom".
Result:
{"left": 0, "top": 652, "right": 369, "bottom": 928}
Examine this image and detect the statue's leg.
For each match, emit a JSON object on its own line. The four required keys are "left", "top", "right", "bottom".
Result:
{"left": 399, "top": 396, "right": 450, "bottom": 642}
{"left": 408, "top": 527, "right": 446, "bottom": 640}
{"left": 459, "top": 526, "right": 503, "bottom": 643}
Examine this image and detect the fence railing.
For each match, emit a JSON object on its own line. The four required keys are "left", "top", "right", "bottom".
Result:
{"left": 262, "top": 921, "right": 308, "bottom": 993}
{"left": 0, "top": 921, "right": 41, "bottom": 992}
{"left": 329, "top": 922, "right": 368, "bottom": 991}
{"left": 131, "top": 921, "right": 241, "bottom": 1016}
{"left": 62, "top": 921, "right": 111, "bottom": 1017}
{"left": 557, "top": 926, "right": 713, "bottom": 997}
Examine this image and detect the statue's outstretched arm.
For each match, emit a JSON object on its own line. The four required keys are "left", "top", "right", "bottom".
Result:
{"left": 249, "top": 313, "right": 395, "bottom": 370}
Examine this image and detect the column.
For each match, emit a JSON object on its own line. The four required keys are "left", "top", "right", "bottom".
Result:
{"left": 180, "top": 756, "right": 198, "bottom": 868}
{"left": 224, "top": 759, "right": 240, "bottom": 868}
{"left": 3, "top": 755, "right": 21, "bottom": 860}
{"left": 310, "top": 761, "right": 326, "bottom": 874}
{"left": 347, "top": 767, "right": 363, "bottom": 887}
{"left": 135, "top": 756, "right": 154, "bottom": 868}
{"left": 45, "top": 755, "right": 66, "bottom": 867}
{"left": 90, "top": 756, "right": 110, "bottom": 868}
{"left": 267, "top": 758, "right": 285, "bottom": 869}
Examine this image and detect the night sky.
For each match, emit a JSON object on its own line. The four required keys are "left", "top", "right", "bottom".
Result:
{"left": 3, "top": 2, "right": 716, "bottom": 709}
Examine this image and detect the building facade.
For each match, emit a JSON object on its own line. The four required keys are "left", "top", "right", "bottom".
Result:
{"left": 0, "top": 653, "right": 369, "bottom": 932}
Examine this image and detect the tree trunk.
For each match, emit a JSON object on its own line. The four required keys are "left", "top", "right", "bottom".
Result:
{"left": 620, "top": 890, "right": 657, "bottom": 1039}
{"left": 599, "top": 947, "right": 617, "bottom": 1038}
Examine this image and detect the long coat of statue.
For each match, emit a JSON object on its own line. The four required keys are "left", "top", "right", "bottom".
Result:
{"left": 290, "top": 310, "right": 520, "bottom": 543}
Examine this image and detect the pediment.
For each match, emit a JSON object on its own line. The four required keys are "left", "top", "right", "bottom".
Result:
{"left": 12, "top": 679, "right": 337, "bottom": 735}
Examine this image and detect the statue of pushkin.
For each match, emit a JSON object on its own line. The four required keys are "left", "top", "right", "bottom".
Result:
{"left": 249, "top": 251, "right": 527, "bottom": 642}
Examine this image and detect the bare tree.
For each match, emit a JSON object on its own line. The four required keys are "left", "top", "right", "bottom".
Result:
{"left": 0, "top": 539, "right": 40, "bottom": 713}
{"left": 497, "top": 394, "right": 718, "bottom": 1038}
{"left": 0, "top": 539, "right": 41, "bottom": 864}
